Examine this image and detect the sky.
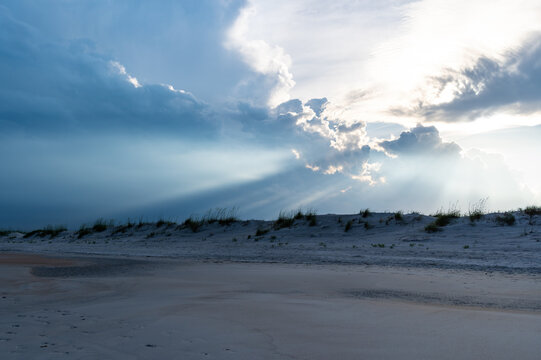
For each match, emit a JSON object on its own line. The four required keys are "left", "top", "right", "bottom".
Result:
{"left": 2, "top": 0, "right": 541, "bottom": 229}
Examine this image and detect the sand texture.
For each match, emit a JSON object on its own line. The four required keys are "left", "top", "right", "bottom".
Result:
{"left": 1, "top": 253, "right": 541, "bottom": 359}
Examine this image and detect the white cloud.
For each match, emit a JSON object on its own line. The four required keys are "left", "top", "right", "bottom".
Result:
{"left": 226, "top": 4, "right": 295, "bottom": 107}
{"left": 237, "top": 0, "right": 541, "bottom": 128}
{"left": 110, "top": 61, "right": 142, "bottom": 88}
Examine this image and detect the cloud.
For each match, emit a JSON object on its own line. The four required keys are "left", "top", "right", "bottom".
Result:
{"left": 0, "top": 2, "right": 537, "bottom": 229}
{"left": 0, "top": 6, "right": 216, "bottom": 136}
{"left": 403, "top": 35, "right": 541, "bottom": 122}
{"left": 379, "top": 124, "right": 461, "bottom": 156}
{"left": 226, "top": 4, "right": 295, "bottom": 107}
{"left": 0, "top": 0, "right": 251, "bottom": 103}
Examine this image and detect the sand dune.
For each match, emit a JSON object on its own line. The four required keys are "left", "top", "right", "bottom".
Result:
{"left": 2, "top": 212, "right": 541, "bottom": 273}
{"left": 2, "top": 212, "right": 541, "bottom": 358}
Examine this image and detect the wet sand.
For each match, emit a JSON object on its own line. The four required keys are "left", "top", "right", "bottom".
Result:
{"left": 1, "top": 252, "right": 541, "bottom": 359}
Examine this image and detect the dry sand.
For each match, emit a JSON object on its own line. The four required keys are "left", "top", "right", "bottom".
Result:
{"left": 1, "top": 253, "right": 541, "bottom": 359}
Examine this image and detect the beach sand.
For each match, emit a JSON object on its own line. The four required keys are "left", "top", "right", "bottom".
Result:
{"left": 1, "top": 253, "right": 541, "bottom": 359}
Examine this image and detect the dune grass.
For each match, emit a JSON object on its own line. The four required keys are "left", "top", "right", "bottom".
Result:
{"left": 344, "top": 219, "right": 354, "bottom": 232}
{"left": 495, "top": 212, "right": 516, "bottom": 226}
{"left": 180, "top": 208, "right": 239, "bottom": 233}
{"left": 424, "top": 222, "right": 441, "bottom": 233}
{"left": 274, "top": 210, "right": 295, "bottom": 230}
{"left": 23, "top": 225, "right": 67, "bottom": 239}
{"left": 523, "top": 206, "right": 541, "bottom": 217}
{"left": 77, "top": 225, "right": 93, "bottom": 239}
{"left": 182, "top": 216, "right": 205, "bottom": 232}
{"left": 156, "top": 218, "right": 176, "bottom": 227}
{"left": 273, "top": 208, "right": 317, "bottom": 230}
{"left": 468, "top": 198, "right": 487, "bottom": 222}
{"left": 203, "top": 207, "right": 239, "bottom": 226}
{"left": 255, "top": 228, "right": 270, "bottom": 236}
{"left": 424, "top": 205, "right": 461, "bottom": 232}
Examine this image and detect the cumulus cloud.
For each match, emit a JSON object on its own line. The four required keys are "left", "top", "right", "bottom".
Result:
{"left": 0, "top": 6, "right": 215, "bottom": 135}
{"left": 379, "top": 124, "right": 461, "bottom": 157}
{"left": 403, "top": 35, "right": 541, "bottom": 122}
{"left": 225, "top": 3, "right": 295, "bottom": 107}
{"left": 0, "top": 0, "right": 251, "bottom": 103}
{"left": 264, "top": 97, "right": 382, "bottom": 185}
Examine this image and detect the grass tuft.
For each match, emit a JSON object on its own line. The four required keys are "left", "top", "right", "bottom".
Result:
{"left": 255, "top": 228, "right": 269, "bottom": 237}
{"left": 77, "top": 225, "right": 92, "bottom": 239}
{"left": 431, "top": 205, "right": 461, "bottom": 228}
{"left": 23, "top": 225, "right": 67, "bottom": 239}
{"left": 182, "top": 216, "right": 204, "bottom": 233}
{"left": 495, "top": 212, "right": 516, "bottom": 226}
{"left": 294, "top": 209, "right": 305, "bottom": 220}
{"left": 92, "top": 218, "right": 109, "bottom": 232}
{"left": 360, "top": 208, "right": 371, "bottom": 218}
{"left": 203, "top": 208, "right": 239, "bottom": 226}
{"left": 156, "top": 218, "right": 176, "bottom": 227}
{"left": 468, "top": 198, "right": 487, "bottom": 222}
{"left": 273, "top": 211, "right": 295, "bottom": 230}
{"left": 523, "top": 206, "right": 541, "bottom": 217}
{"left": 344, "top": 219, "right": 353, "bottom": 232}
{"left": 424, "top": 222, "right": 441, "bottom": 233}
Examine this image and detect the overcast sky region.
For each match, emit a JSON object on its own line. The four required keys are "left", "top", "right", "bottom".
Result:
{"left": 2, "top": 0, "right": 541, "bottom": 228}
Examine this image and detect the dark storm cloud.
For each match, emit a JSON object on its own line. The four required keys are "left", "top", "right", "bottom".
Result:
{"left": 417, "top": 35, "right": 541, "bottom": 121}
{"left": 0, "top": 6, "right": 217, "bottom": 136}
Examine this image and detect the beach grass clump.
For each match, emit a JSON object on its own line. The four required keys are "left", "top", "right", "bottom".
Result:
{"left": 287, "top": 208, "right": 317, "bottom": 225}
{"left": 523, "top": 206, "right": 541, "bottom": 217}
{"left": 425, "top": 207, "right": 461, "bottom": 232}
{"left": 255, "top": 228, "right": 269, "bottom": 237}
{"left": 273, "top": 210, "right": 295, "bottom": 230}
{"left": 468, "top": 198, "right": 487, "bottom": 222}
{"left": 523, "top": 205, "right": 541, "bottom": 224}
{"left": 495, "top": 212, "right": 516, "bottom": 226}
{"left": 77, "top": 225, "right": 93, "bottom": 239}
{"left": 294, "top": 209, "right": 305, "bottom": 220}
{"left": 344, "top": 219, "right": 354, "bottom": 232}
{"left": 0, "top": 230, "right": 11, "bottom": 236}
{"left": 156, "top": 218, "right": 176, "bottom": 227}
{"left": 432, "top": 205, "right": 461, "bottom": 227}
{"left": 203, "top": 207, "right": 239, "bottom": 226}
{"left": 394, "top": 211, "right": 404, "bottom": 223}
{"left": 360, "top": 208, "right": 371, "bottom": 218}
{"left": 182, "top": 216, "right": 204, "bottom": 232}
{"left": 23, "top": 225, "right": 67, "bottom": 239}
{"left": 424, "top": 222, "right": 442, "bottom": 233}
{"left": 112, "top": 220, "right": 136, "bottom": 235}
{"left": 304, "top": 209, "right": 317, "bottom": 226}
{"left": 92, "top": 218, "right": 109, "bottom": 232}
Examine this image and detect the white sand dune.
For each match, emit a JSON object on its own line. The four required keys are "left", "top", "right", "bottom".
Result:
{"left": 1, "top": 212, "right": 541, "bottom": 273}
{"left": 1, "top": 212, "right": 541, "bottom": 359}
